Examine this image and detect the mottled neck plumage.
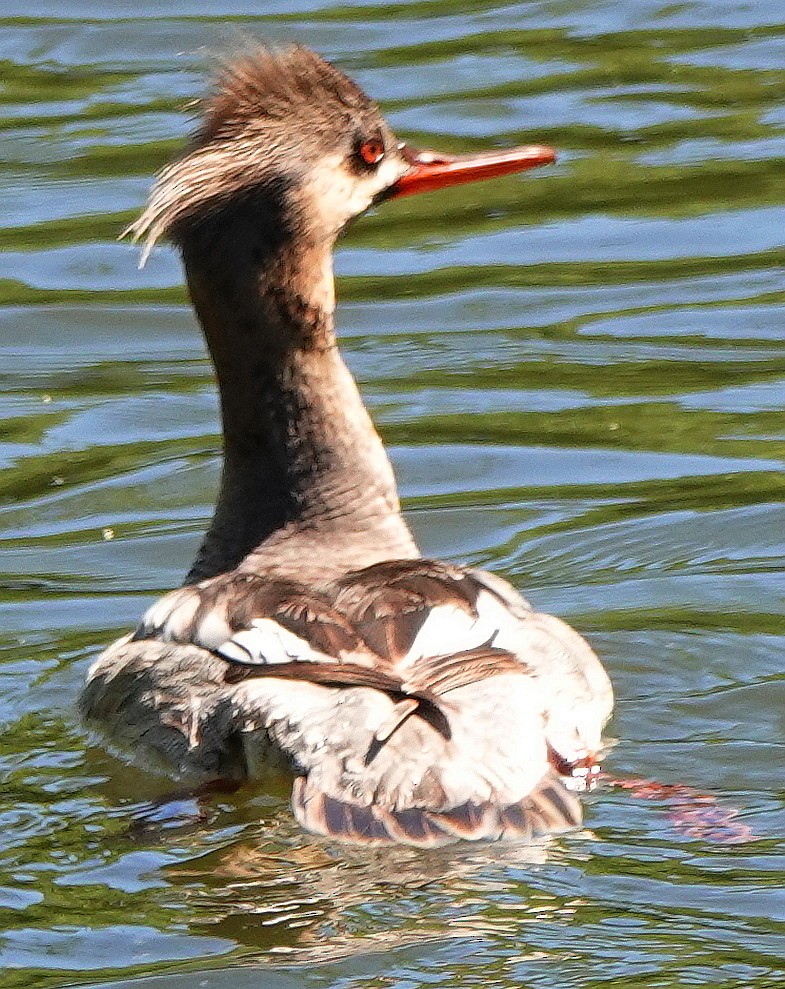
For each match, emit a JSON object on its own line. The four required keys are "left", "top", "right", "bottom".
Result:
{"left": 180, "top": 209, "right": 418, "bottom": 583}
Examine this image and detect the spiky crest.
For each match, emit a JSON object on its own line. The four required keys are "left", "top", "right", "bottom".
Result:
{"left": 123, "top": 45, "right": 382, "bottom": 264}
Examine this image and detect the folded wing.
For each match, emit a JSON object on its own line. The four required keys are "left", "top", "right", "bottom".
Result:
{"left": 89, "top": 557, "right": 610, "bottom": 845}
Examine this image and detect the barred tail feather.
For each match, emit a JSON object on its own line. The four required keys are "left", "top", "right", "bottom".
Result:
{"left": 291, "top": 771, "right": 582, "bottom": 847}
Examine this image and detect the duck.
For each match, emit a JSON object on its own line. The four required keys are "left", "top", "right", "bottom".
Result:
{"left": 81, "top": 45, "right": 613, "bottom": 847}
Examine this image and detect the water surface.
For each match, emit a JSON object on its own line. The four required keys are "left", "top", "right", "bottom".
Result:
{"left": 1, "top": 1, "right": 784, "bottom": 987}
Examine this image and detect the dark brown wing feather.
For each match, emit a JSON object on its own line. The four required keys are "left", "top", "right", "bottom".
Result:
{"left": 223, "top": 657, "right": 453, "bottom": 740}
{"left": 220, "top": 575, "right": 366, "bottom": 655}
{"left": 403, "top": 645, "right": 529, "bottom": 696}
{"left": 225, "top": 658, "right": 407, "bottom": 693}
{"left": 331, "top": 559, "right": 482, "bottom": 663}
{"left": 334, "top": 559, "right": 481, "bottom": 621}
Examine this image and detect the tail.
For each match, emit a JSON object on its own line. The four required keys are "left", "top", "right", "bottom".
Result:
{"left": 291, "top": 770, "right": 581, "bottom": 847}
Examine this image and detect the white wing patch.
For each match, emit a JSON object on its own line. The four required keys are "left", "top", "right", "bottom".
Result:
{"left": 403, "top": 590, "right": 528, "bottom": 667}
{"left": 137, "top": 587, "right": 235, "bottom": 651}
{"left": 403, "top": 605, "right": 478, "bottom": 666}
{"left": 192, "top": 609, "right": 232, "bottom": 651}
{"left": 217, "top": 618, "right": 318, "bottom": 667}
{"left": 137, "top": 588, "right": 202, "bottom": 641}
{"left": 470, "top": 589, "right": 535, "bottom": 654}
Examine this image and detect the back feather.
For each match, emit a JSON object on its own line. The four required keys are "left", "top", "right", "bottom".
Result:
{"left": 117, "top": 557, "right": 611, "bottom": 846}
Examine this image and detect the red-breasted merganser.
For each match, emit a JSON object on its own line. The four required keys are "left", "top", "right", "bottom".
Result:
{"left": 81, "top": 45, "right": 613, "bottom": 846}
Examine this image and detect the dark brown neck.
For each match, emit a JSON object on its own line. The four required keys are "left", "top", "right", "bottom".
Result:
{"left": 179, "top": 210, "right": 418, "bottom": 583}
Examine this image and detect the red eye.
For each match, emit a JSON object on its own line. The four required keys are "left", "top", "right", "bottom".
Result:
{"left": 358, "top": 137, "right": 385, "bottom": 166}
